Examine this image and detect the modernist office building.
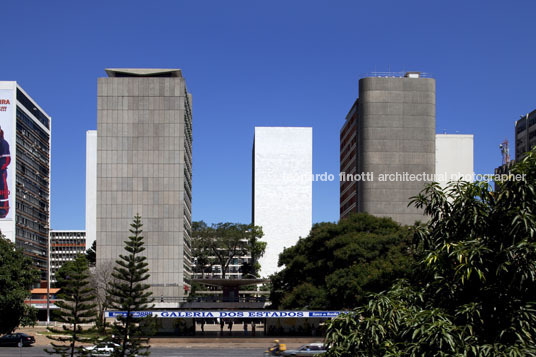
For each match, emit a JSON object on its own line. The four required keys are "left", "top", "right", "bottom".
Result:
{"left": 340, "top": 72, "right": 436, "bottom": 225}
{"left": 253, "top": 127, "right": 312, "bottom": 277}
{"left": 0, "top": 82, "right": 51, "bottom": 283}
{"left": 515, "top": 108, "right": 536, "bottom": 159}
{"left": 95, "top": 68, "right": 193, "bottom": 303}
{"left": 49, "top": 230, "right": 86, "bottom": 284}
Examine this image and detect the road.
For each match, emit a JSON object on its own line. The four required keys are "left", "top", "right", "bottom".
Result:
{"left": 0, "top": 347, "right": 267, "bottom": 356}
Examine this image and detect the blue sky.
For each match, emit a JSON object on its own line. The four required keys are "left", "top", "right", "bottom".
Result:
{"left": 2, "top": 1, "right": 535, "bottom": 229}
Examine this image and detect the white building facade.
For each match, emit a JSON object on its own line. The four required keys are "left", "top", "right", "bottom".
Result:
{"left": 435, "top": 134, "right": 474, "bottom": 187}
{"left": 85, "top": 130, "right": 97, "bottom": 251}
{"left": 253, "top": 127, "right": 312, "bottom": 277}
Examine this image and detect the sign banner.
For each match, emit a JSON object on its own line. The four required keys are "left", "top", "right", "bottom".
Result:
{"left": 0, "top": 89, "right": 15, "bottom": 221}
{"left": 106, "top": 310, "right": 344, "bottom": 319}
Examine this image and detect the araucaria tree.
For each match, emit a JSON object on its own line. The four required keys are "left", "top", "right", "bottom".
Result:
{"left": 0, "top": 234, "right": 39, "bottom": 334}
{"left": 107, "top": 215, "right": 154, "bottom": 357}
{"left": 324, "top": 148, "right": 536, "bottom": 356}
{"left": 45, "top": 255, "right": 96, "bottom": 357}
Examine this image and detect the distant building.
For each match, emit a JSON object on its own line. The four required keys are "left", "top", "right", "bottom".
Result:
{"left": 95, "top": 68, "right": 193, "bottom": 305}
{"left": 85, "top": 130, "right": 97, "bottom": 252}
{"left": 339, "top": 72, "right": 436, "bottom": 225}
{"left": 515, "top": 108, "right": 536, "bottom": 159}
{"left": 435, "top": 134, "right": 474, "bottom": 187}
{"left": 253, "top": 127, "right": 312, "bottom": 277}
{"left": 192, "top": 247, "right": 252, "bottom": 280}
{"left": 0, "top": 81, "right": 51, "bottom": 284}
{"left": 193, "top": 257, "right": 253, "bottom": 280}
{"left": 49, "top": 230, "right": 86, "bottom": 284}
{"left": 340, "top": 100, "right": 358, "bottom": 218}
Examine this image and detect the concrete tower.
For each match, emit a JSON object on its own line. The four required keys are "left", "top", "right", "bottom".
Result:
{"left": 96, "top": 68, "right": 193, "bottom": 304}
{"left": 340, "top": 72, "right": 436, "bottom": 225}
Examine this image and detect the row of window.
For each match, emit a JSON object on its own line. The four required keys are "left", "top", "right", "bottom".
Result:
{"left": 17, "top": 90, "right": 50, "bottom": 129}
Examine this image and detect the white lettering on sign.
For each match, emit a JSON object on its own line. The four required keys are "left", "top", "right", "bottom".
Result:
{"left": 105, "top": 310, "right": 344, "bottom": 319}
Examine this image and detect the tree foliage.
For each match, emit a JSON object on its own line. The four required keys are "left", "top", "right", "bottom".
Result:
{"left": 192, "top": 221, "right": 265, "bottom": 279}
{"left": 45, "top": 255, "right": 96, "bottom": 357}
{"left": 271, "top": 213, "right": 413, "bottom": 309}
{"left": 106, "top": 215, "right": 154, "bottom": 357}
{"left": 89, "top": 260, "right": 115, "bottom": 333}
{"left": 0, "top": 234, "right": 39, "bottom": 334}
{"left": 86, "top": 240, "right": 96, "bottom": 267}
{"left": 324, "top": 149, "right": 536, "bottom": 356}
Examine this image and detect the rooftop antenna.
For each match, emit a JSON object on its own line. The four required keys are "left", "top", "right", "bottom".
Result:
{"left": 499, "top": 139, "right": 510, "bottom": 165}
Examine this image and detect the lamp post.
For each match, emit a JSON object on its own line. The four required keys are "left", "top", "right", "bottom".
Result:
{"left": 46, "top": 232, "right": 50, "bottom": 325}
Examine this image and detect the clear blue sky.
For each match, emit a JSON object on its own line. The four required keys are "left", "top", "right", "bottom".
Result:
{"left": 2, "top": 1, "right": 535, "bottom": 229}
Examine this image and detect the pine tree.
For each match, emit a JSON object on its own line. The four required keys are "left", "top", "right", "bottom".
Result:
{"left": 45, "top": 255, "right": 96, "bottom": 357}
{"left": 85, "top": 241, "right": 96, "bottom": 267}
{"left": 107, "top": 215, "right": 154, "bottom": 357}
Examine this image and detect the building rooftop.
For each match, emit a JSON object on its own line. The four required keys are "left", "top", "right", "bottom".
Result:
{"left": 105, "top": 68, "right": 182, "bottom": 78}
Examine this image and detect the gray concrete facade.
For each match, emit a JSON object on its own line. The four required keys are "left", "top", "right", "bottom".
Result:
{"left": 355, "top": 75, "right": 436, "bottom": 225}
{"left": 515, "top": 108, "right": 536, "bottom": 160}
{"left": 96, "top": 69, "right": 193, "bottom": 303}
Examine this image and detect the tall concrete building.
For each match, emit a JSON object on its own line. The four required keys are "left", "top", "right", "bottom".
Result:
{"left": 253, "top": 127, "right": 312, "bottom": 277}
{"left": 0, "top": 81, "right": 51, "bottom": 283}
{"left": 96, "top": 68, "right": 193, "bottom": 304}
{"left": 340, "top": 72, "right": 436, "bottom": 225}
{"left": 515, "top": 108, "right": 536, "bottom": 160}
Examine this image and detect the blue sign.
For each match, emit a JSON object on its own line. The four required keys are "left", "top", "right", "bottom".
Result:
{"left": 105, "top": 310, "right": 345, "bottom": 319}
{"left": 308, "top": 311, "right": 341, "bottom": 318}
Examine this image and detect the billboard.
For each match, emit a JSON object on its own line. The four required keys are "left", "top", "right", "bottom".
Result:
{"left": 0, "top": 88, "right": 15, "bottom": 221}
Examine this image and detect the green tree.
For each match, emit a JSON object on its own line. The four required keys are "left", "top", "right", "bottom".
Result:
{"left": 85, "top": 240, "right": 96, "bottom": 267}
{"left": 191, "top": 222, "right": 213, "bottom": 279}
{"left": 106, "top": 215, "right": 154, "bottom": 357}
{"left": 324, "top": 149, "right": 536, "bottom": 356}
{"left": 271, "top": 213, "right": 413, "bottom": 309}
{"left": 192, "top": 221, "right": 265, "bottom": 279}
{"left": 0, "top": 234, "right": 39, "bottom": 334}
{"left": 45, "top": 255, "right": 96, "bottom": 357}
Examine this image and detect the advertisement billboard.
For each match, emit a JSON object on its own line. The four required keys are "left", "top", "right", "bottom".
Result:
{"left": 0, "top": 88, "right": 15, "bottom": 221}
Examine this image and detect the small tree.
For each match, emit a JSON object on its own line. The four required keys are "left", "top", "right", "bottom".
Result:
{"left": 45, "top": 255, "right": 96, "bottom": 357}
{"left": 107, "top": 215, "right": 154, "bottom": 357}
{"left": 0, "top": 234, "right": 39, "bottom": 334}
{"left": 89, "top": 260, "right": 115, "bottom": 333}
